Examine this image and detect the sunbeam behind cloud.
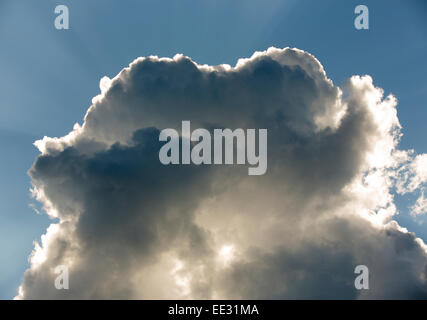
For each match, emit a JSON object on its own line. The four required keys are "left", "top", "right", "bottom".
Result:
{"left": 17, "top": 47, "right": 427, "bottom": 299}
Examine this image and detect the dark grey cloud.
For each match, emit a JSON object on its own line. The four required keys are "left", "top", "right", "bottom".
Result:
{"left": 17, "top": 47, "right": 427, "bottom": 299}
{"left": 216, "top": 217, "right": 427, "bottom": 299}
{"left": 22, "top": 129, "right": 215, "bottom": 298}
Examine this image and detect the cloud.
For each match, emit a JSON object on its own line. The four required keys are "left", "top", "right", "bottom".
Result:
{"left": 412, "top": 191, "right": 427, "bottom": 216}
{"left": 17, "top": 47, "right": 427, "bottom": 299}
{"left": 396, "top": 153, "right": 427, "bottom": 216}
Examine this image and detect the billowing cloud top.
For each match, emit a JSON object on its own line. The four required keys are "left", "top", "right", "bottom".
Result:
{"left": 18, "top": 47, "right": 427, "bottom": 299}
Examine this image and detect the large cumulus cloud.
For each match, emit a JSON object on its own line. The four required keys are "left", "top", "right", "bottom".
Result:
{"left": 17, "top": 47, "right": 427, "bottom": 299}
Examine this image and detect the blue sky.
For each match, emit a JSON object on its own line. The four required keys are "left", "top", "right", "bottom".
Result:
{"left": 0, "top": 0, "right": 426, "bottom": 299}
